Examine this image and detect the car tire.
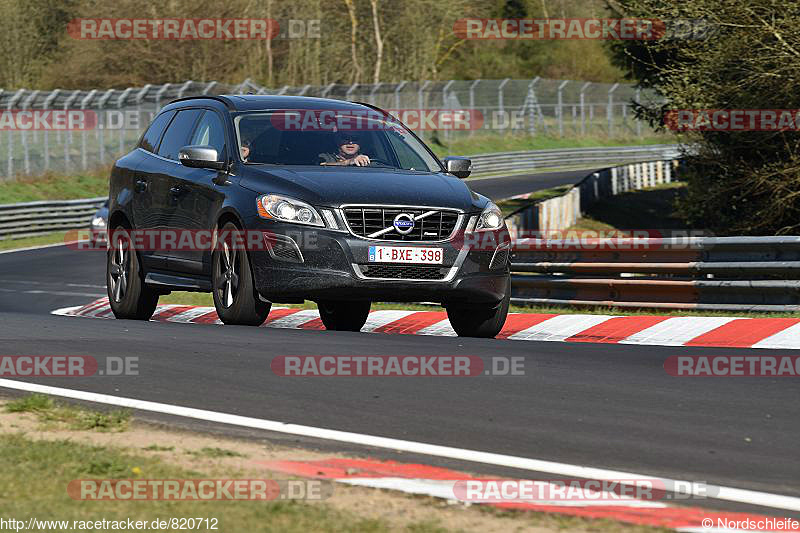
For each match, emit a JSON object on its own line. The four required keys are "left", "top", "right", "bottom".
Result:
{"left": 107, "top": 226, "right": 160, "bottom": 320}
{"left": 317, "top": 300, "right": 371, "bottom": 332}
{"left": 446, "top": 278, "right": 510, "bottom": 338}
{"left": 212, "top": 222, "right": 271, "bottom": 326}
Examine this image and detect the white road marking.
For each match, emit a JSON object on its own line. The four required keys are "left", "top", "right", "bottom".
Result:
{"left": 620, "top": 317, "right": 737, "bottom": 346}
{"left": 0, "top": 379, "right": 797, "bottom": 512}
{"left": 751, "top": 321, "right": 800, "bottom": 350}
{"left": 24, "top": 290, "right": 105, "bottom": 298}
{"left": 338, "top": 477, "right": 668, "bottom": 508}
{"left": 508, "top": 314, "right": 615, "bottom": 341}
{"left": 361, "top": 310, "right": 417, "bottom": 332}
{"left": 417, "top": 319, "right": 457, "bottom": 337}
{"left": 0, "top": 240, "right": 83, "bottom": 255}
{"left": 264, "top": 309, "right": 320, "bottom": 329}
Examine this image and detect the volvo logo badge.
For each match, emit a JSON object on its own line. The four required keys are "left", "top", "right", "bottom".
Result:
{"left": 393, "top": 213, "right": 415, "bottom": 235}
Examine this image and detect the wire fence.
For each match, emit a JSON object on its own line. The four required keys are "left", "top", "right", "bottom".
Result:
{"left": 0, "top": 78, "right": 662, "bottom": 182}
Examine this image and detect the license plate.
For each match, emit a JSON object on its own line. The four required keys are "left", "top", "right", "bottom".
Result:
{"left": 368, "top": 246, "right": 443, "bottom": 264}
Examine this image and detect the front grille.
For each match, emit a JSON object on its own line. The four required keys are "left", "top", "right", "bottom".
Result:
{"left": 359, "top": 264, "right": 448, "bottom": 280}
{"left": 343, "top": 206, "right": 460, "bottom": 241}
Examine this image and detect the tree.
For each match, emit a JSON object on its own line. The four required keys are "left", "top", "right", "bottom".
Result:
{"left": 609, "top": 0, "right": 800, "bottom": 235}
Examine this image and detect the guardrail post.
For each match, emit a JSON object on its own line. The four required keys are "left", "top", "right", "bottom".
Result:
{"left": 21, "top": 90, "right": 39, "bottom": 175}
{"left": 635, "top": 88, "right": 642, "bottom": 137}
{"left": 345, "top": 83, "right": 358, "bottom": 102}
{"left": 469, "top": 79, "right": 480, "bottom": 137}
{"left": 116, "top": 88, "right": 134, "bottom": 156}
{"left": 96, "top": 89, "right": 115, "bottom": 164}
{"left": 368, "top": 82, "right": 382, "bottom": 105}
{"left": 6, "top": 89, "right": 26, "bottom": 179}
{"left": 607, "top": 83, "right": 619, "bottom": 137}
{"left": 527, "top": 77, "right": 540, "bottom": 135}
{"left": 417, "top": 80, "right": 430, "bottom": 138}
{"left": 80, "top": 90, "right": 97, "bottom": 170}
{"left": 442, "top": 79, "right": 455, "bottom": 142}
{"left": 580, "top": 82, "right": 591, "bottom": 135}
{"left": 557, "top": 80, "right": 568, "bottom": 137}
{"left": 497, "top": 78, "right": 510, "bottom": 127}
{"left": 393, "top": 81, "right": 407, "bottom": 111}
{"left": 42, "top": 90, "right": 61, "bottom": 172}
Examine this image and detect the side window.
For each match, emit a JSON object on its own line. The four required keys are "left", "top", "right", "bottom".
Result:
{"left": 138, "top": 110, "right": 175, "bottom": 153}
{"left": 189, "top": 111, "right": 226, "bottom": 160}
{"left": 385, "top": 130, "right": 430, "bottom": 171}
{"left": 157, "top": 109, "right": 203, "bottom": 160}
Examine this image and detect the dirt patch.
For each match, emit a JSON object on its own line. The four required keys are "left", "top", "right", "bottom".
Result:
{"left": 0, "top": 400, "right": 664, "bottom": 532}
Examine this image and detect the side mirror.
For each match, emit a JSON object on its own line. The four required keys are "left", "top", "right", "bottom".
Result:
{"left": 179, "top": 146, "right": 226, "bottom": 170}
{"left": 442, "top": 156, "right": 472, "bottom": 179}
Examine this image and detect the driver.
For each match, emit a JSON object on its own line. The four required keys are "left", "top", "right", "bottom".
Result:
{"left": 319, "top": 132, "right": 371, "bottom": 166}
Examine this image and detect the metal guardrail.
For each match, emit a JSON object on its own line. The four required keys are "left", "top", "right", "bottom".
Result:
{"left": 0, "top": 197, "right": 105, "bottom": 239}
{"left": 510, "top": 237, "right": 800, "bottom": 312}
{"left": 469, "top": 144, "right": 681, "bottom": 175}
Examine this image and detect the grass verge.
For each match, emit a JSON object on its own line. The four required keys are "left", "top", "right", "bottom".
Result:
{"left": 0, "top": 166, "right": 110, "bottom": 204}
{"left": 6, "top": 394, "right": 130, "bottom": 432}
{"left": 0, "top": 395, "right": 672, "bottom": 533}
{"left": 0, "top": 230, "right": 85, "bottom": 251}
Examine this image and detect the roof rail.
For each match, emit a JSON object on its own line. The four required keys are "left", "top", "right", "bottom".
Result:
{"left": 167, "top": 94, "right": 235, "bottom": 110}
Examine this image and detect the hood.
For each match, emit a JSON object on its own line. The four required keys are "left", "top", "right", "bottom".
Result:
{"left": 239, "top": 165, "right": 485, "bottom": 212}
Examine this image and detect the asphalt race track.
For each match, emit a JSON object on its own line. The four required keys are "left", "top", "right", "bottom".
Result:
{"left": 0, "top": 169, "right": 798, "bottom": 519}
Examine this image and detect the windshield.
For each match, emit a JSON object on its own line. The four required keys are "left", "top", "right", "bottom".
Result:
{"left": 233, "top": 110, "right": 442, "bottom": 172}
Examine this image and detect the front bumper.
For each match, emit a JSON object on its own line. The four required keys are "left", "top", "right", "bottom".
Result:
{"left": 244, "top": 216, "right": 510, "bottom": 305}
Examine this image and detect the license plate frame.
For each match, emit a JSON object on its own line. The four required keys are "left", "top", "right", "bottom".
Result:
{"left": 368, "top": 246, "right": 444, "bottom": 264}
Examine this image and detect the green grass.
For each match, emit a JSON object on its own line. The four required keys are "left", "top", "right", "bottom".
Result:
{"left": 0, "top": 432, "right": 412, "bottom": 532}
{"left": 0, "top": 229, "right": 89, "bottom": 249}
{"left": 186, "top": 447, "right": 247, "bottom": 459}
{"left": 5, "top": 394, "right": 130, "bottom": 432}
{"left": 143, "top": 444, "right": 175, "bottom": 452}
{"left": 0, "top": 165, "right": 110, "bottom": 204}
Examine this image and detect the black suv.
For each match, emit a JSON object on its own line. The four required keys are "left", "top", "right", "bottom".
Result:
{"left": 106, "top": 95, "right": 510, "bottom": 337}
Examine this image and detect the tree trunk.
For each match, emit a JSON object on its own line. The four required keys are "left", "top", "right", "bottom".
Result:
{"left": 370, "top": 0, "right": 383, "bottom": 84}
{"left": 343, "top": 0, "right": 362, "bottom": 83}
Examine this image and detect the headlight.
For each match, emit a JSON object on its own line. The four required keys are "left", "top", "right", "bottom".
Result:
{"left": 475, "top": 202, "right": 504, "bottom": 231}
{"left": 91, "top": 216, "right": 106, "bottom": 228}
{"left": 256, "top": 194, "right": 324, "bottom": 227}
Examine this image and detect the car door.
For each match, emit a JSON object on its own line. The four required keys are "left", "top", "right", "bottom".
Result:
{"left": 140, "top": 108, "right": 205, "bottom": 273}
{"left": 130, "top": 109, "right": 176, "bottom": 271}
{"left": 167, "top": 109, "right": 230, "bottom": 275}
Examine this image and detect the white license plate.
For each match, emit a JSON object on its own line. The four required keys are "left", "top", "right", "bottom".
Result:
{"left": 368, "top": 246, "right": 443, "bottom": 264}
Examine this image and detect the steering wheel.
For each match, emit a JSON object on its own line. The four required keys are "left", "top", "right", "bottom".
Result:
{"left": 367, "top": 158, "right": 394, "bottom": 167}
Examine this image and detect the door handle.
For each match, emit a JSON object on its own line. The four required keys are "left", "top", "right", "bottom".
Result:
{"left": 134, "top": 178, "right": 148, "bottom": 193}
{"left": 170, "top": 186, "right": 184, "bottom": 196}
